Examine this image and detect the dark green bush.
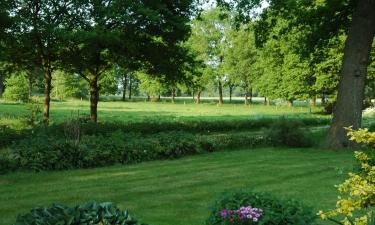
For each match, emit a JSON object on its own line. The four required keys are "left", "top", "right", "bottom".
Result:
{"left": 15, "top": 201, "right": 147, "bottom": 225}
{"left": 264, "top": 119, "right": 312, "bottom": 147}
{"left": 0, "top": 125, "right": 24, "bottom": 148}
{"left": 4, "top": 130, "right": 267, "bottom": 172}
{"left": 206, "top": 190, "right": 316, "bottom": 225}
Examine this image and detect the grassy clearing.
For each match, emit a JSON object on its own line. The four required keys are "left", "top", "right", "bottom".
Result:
{"left": 0, "top": 99, "right": 327, "bottom": 127}
{"left": 0, "top": 147, "right": 354, "bottom": 225}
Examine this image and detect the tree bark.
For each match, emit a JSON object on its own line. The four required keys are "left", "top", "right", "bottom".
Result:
{"left": 325, "top": 0, "right": 375, "bottom": 149}
{"left": 27, "top": 72, "right": 34, "bottom": 99}
{"left": 196, "top": 89, "right": 201, "bottom": 104}
{"left": 128, "top": 77, "right": 132, "bottom": 100}
{"left": 218, "top": 80, "right": 223, "bottom": 104}
{"left": 122, "top": 74, "right": 127, "bottom": 101}
{"left": 89, "top": 74, "right": 99, "bottom": 122}
{"left": 0, "top": 75, "right": 4, "bottom": 97}
{"left": 311, "top": 96, "right": 316, "bottom": 107}
{"left": 288, "top": 100, "right": 293, "bottom": 107}
{"left": 42, "top": 64, "right": 52, "bottom": 123}
{"left": 229, "top": 85, "right": 233, "bottom": 102}
{"left": 171, "top": 87, "right": 176, "bottom": 103}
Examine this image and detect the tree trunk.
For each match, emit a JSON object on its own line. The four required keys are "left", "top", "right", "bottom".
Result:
{"left": 311, "top": 96, "right": 317, "bottom": 107}
{"left": 192, "top": 90, "right": 195, "bottom": 101}
{"left": 249, "top": 88, "right": 253, "bottom": 104}
{"left": 321, "top": 94, "right": 326, "bottom": 105}
{"left": 196, "top": 89, "right": 201, "bottom": 104}
{"left": 229, "top": 86, "right": 233, "bottom": 102}
{"left": 128, "top": 77, "right": 132, "bottom": 100}
{"left": 264, "top": 97, "right": 267, "bottom": 105}
{"left": 122, "top": 74, "right": 127, "bottom": 101}
{"left": 325, "top": 0, "right": 375, "bottom": 149}
{"left": 0, "top": 75, "right": 4, "bottom": 97}
{"left": 288, "top": 100, "right": 293, "bottom": 107}
{"left": 89, "top": 74, "right": 99, "bottom": 122}
{"left": 171, "top": 87, "right": 176, "bottom": 103}
{"left": 218, "top": 80, "right": 223, "bottom": 104}
{"left": 43, "top": 65, "right": 52, "bottom": 123}
{"left": 27, "top": 72, "right": 33, "bottom": 99}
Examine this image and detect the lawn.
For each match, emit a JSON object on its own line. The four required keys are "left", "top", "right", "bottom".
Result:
{"left": 0, "top": 99, "right": 326, "bottom": 128}
{"left": 0, "top": 147, "right": 354, "bottom": 225}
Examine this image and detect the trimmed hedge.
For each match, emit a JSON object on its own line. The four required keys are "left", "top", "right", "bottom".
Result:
{"left": 206, "top": 190, "right": 316, "bottom": 225}
{"left": 15, "top": 201, "right": 147, "bottom": 225}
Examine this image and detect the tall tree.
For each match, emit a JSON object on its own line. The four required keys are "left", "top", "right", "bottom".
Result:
{"left": 5, "top": 0, "right": 74, "bottom": 122}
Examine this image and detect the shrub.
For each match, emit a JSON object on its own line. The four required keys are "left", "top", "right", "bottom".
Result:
{"left": 318, "top": 128, "right": 375, "bottom": 225}
{"left": 264, "top": 119, "right": 312, "bottom": 147}
{"left": 206, "top": 190, "right": 316, "bottom": 225}
{"left": 15, "top": 201, "right": 147, "bottom": 225}
{"left": 3, "top": 73, "right": 29, "bottom": 102}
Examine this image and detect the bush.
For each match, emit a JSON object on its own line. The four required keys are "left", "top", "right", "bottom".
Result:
{"left": 3, "top": 130, "right": 267, "bottom": 172}
{"left": 3, "top": 73, "right": 29, "bottom": 102}
{"left": 206, "top": 190, "right": 316, "bottom": 225}
{"left": 264, "top": 119, "right": 312, "bottom": 147}
{"left": 15, "top": 201, "right": 147, "bottom": 225}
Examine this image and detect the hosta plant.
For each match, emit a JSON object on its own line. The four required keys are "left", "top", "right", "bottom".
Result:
{"left": 14, "top": 201, "right": 147, "bottom": 225}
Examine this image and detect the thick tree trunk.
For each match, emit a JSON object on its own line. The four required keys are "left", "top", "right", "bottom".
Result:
{"left": 325, "top": 0, "right": 375, "bottom": 149}
{"left": 122, "top": 74, "right": 127, "bottom": 101}
{"left": 218, "top": 80, "right": 223, "bottom": 104}
{"left": 89, "top": 74, "right": 99, "bottom": 122}
{"left": 43, "top": 66, "right": 52, "bottom": 123}
{"left": 128, "top": 77, "right": 132, "bottom": 100}
{"left": 264, "top": 97, "right": 267, "bottom": 105}
{"left": 196, "top": 89, "right": 201, "bottom": 104}
{"left": 0, "top": 75, "right": 4, "bottom": 97}
{"left": 288, "top": 100, "right": 293, "bottom": 107}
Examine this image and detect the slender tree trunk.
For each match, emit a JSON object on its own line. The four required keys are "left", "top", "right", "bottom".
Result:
{"left": 245, "top": 93, "right": 249, "bottom": 105}
{"left": 147, "top": 94, "right": 150, "bottom": 101}
{"left": 249, "top": 88, "right": 253, "bottom": 104}
{"left": 128, "top": 77, "right": 132, "bottom": 100}
{"left": 325, "top": 0, "right": 375, "bottom": 149}
{"left": 171, "top": 87, "right": 176, "bottom": 103}
{"left": 311, "top": 96, "right": 317, "bottom": 107}
{"left": 89, "top": 74, "right": 99, "bottom": 122}
{"left": 192, "top": 90, "right": 195, "bottom": 101}
{"left": 321, "top": 94, "right": 326, "bottom": 105}
{"left": 122, "top": 74, "right": 127, "bottom": 101}
{"left": 229, "top": 86, "right": 233, "bottom": 102}
{"left": 218, "top": 80, "right": 223, "bottom": 104}
{"left": 42, "top": 64, "right": 52, "bottom": 123}
{"left": 0, "top": 75, "right": 4, "bottom": 97}
{"left": 158, "top": 94, "right": 161, "bottom": 101}
{"left": 196, "top": 89, "right": 201, "bottom": 104}
{"left": 27, "top": 72, "right": 33, "bottom": 99}
{"left": 288, "top": 100, "right": 293, "bottom": 107}
{"left": 264, "top": 97, "right": 267, "bottom": 105}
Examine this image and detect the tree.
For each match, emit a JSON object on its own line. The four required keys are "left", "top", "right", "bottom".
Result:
{"left": 188, "top": 7, "right": 231, "bottom": 105}
{"left": 62, "top": 0, "right": 195, "bottom": 122}
{"left": 3, "top": 72, "right": 29, "bottom": 102}
{"left": 325, "top": 0, "right": 375, "bottom": 148}
{"left": 224, "top": 24, "right": 257, "bottom": 104}
{"left": 5, "top": 0, "right": 74, "bottom": 122}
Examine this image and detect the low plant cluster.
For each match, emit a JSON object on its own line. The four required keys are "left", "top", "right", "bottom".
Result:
{"left": 15, "top": 201, "right": 147, "bottom": 225}
{"left": 206, "top": 190, "right": 316, "bottom": 225}
{"left": 0, "top": 129, "right": 267, "bottom": 172}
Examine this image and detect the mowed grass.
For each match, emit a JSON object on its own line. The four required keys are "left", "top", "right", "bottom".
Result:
{"left": 0, "top": 147, "right": 354, "bottom": 225}
{"left": 0, "top": 99, "right": 325, "bottom": 126}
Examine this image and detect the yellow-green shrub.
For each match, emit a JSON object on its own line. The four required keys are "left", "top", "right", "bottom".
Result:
{"left": 318, "top": 127, "right": 375, "bottom": 225}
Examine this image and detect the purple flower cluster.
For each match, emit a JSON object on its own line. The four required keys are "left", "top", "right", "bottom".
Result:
{"left": 220, "top": 206, "right": 263, "bottom": 223}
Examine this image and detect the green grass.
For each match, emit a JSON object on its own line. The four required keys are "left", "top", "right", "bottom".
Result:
{"left": 0, "top": 99, "right": 327, "bottom": 127}
{"left": 0, "top": 147, "right": 354, "bottom": 225}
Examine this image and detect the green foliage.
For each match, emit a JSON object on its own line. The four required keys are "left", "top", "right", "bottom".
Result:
{"left": 52, "top": 71, "right": 88, "bottom": 100}
{"left": 3, "top": 73, "right": 29, "bottom": 102}
{"left": 264, "top": 119, "right": 312, "bottom": 147}
{"left": 15, "top": 201, "right": 146, "bottom": 225}
{"left": 319, "top": 128, "right": 375, "bottom": 225}
{"left": 206, "top": 190, "right": 316, "bottom": 225}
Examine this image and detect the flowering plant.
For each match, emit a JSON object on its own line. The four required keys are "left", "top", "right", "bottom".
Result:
{"left": 220, "top": 206, "right": 263, "bottom": 224}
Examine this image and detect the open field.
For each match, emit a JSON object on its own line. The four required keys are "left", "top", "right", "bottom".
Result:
{"left": 0, "top": 147, "right": 354, "bottom": 225}
{"left": 0, "top": 99, "right": 327, "bottom": 127}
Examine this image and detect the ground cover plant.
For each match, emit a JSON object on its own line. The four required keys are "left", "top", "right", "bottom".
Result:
{"left": 0, "top": 148, "right": 354, "bottom": 225}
